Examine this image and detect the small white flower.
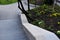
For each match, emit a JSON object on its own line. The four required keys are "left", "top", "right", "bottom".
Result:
{"left": 57, "top": 30, "right": 60, "bottom": 34}
{"left": 38, "top": 22, "right": 42, "bottom": 24}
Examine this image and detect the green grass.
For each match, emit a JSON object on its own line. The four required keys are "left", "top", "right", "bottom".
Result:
{"left": 0, "top": 0, "right": 17, "bottom": 5}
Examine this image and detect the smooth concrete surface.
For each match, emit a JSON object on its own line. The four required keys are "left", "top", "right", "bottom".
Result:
{"left": 0, "top": 0, "right": 31, "bottom": 40}
{"left": 0, "top": 3, "right": 20, "bottom": 20}
{"left": 57, "top": 2, "right": 60, "bottom": 6}
{"left": 0, "top": 19, "right": 28, "bottom": 40}
{"left": 55, "top": 0, "right": 60, "bottom": 6}
{"left": 20, "top": 14, "right": 28, "bottom": 23}
{"left": 20, "top": 14, "right": 60, "bottom": 40}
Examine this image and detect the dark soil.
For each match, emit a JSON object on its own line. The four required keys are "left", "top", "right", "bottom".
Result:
{"left": 27, "top": 5, "right": 60, "bottom": 38}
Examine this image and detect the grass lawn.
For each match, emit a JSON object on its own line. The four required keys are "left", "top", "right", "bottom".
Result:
{"left": 0, "top": 0, "right": 17, "bottom": 5}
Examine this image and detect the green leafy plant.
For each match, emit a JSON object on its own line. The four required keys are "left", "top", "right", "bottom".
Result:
{"left": 28, "top": 4, "right": 60, "bottom": 38}
{"left": 57, "top": 30, "right": 60, "bottom": 35}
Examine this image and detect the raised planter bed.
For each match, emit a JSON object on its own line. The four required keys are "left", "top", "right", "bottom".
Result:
{"left": 19, "top": 14, "right": 60, "bottom": 40}
{"left": 27, "top": 4, "right": 60, "bottom": 39}
{"left": 18, "top": 0, "right": 60, "bottom": 39}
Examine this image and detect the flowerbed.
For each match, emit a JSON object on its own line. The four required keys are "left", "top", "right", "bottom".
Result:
{"left": 27, "top": 4, "right": 60, "bottom": 38}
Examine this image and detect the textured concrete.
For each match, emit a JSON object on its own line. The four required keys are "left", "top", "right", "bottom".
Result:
{"left": 0, "top": 0, "right": 30, "bottom": 40}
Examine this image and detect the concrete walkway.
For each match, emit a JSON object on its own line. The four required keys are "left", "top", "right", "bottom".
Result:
{"left": 0, "top": 19, "right": 28, "bottom": 40}
{"left": 0, "top": 0, "right": 35, "bottom": 40}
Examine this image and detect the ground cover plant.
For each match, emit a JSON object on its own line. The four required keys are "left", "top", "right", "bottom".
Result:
{"left": 0, "top": 0, "right": 17, "bottom": 5}
{"left": 27, "top": 4, "right": 60, "bottom": 38}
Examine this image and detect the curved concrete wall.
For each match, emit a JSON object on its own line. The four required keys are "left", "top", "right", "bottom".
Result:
{"left": 19, "top": 14, "right": 60, "bottom": 40}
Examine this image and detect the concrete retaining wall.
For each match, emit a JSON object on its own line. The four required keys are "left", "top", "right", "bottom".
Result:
{"left": 56, "top": 2, "right": 60, "bottom": 6}
{"left": 19, "top": 14, "right": 60, "bottom": 40}
{"left": 55, "top": 0, "right": 60, "bottom": 6}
